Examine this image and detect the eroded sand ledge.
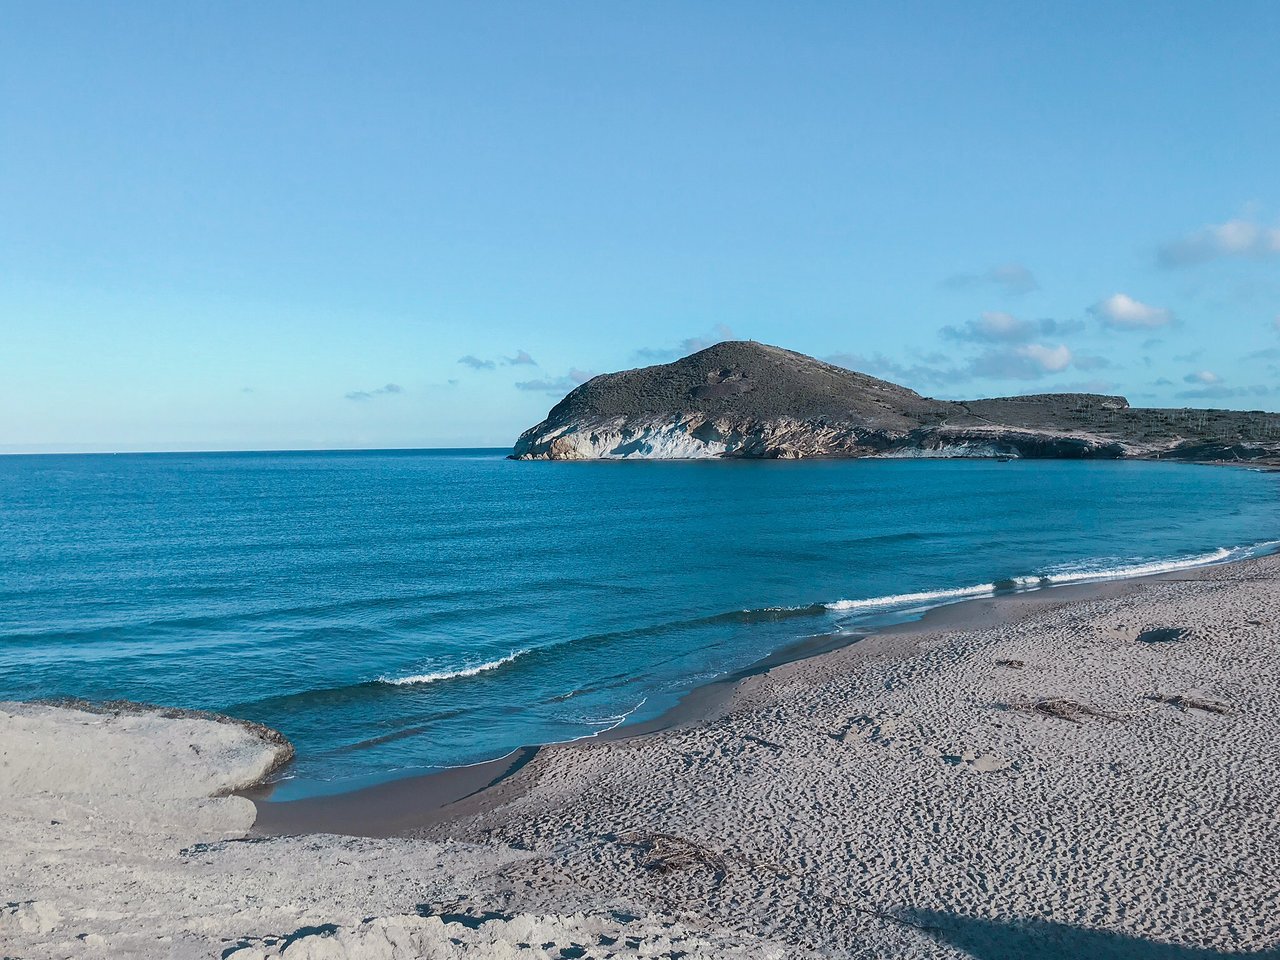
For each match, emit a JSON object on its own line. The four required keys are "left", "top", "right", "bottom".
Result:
{"left": 5, "top": 556, "right": 1280, "bottom": 958}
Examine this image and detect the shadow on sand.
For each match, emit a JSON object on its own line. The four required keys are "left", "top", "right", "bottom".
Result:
{"left": 912, "top": 912, "right": 1279, "bottom": 960}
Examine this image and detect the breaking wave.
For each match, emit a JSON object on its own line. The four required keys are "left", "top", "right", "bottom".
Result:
{"left": 825, "top": 583, "right": 996, "bottom": 611}
{"left": 1011, "top": 547, "right": 1235, "bottom": 586}
{"left": 380, "top": 649, "right": 528, "bottom": 686}
{"left": 825, "top": 540, "right": 1278, "bottom": 615}
{"left": 379, "top": 541, "right": 1278, "bottom": 691}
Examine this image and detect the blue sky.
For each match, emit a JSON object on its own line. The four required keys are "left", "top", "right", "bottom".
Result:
{"left": 2, "top": 1, "right": 1278, "bottom": 452}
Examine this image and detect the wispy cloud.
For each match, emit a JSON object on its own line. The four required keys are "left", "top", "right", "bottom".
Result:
{"left": 634, "top": 324, "right": 735, "bottom": 363}
{"left": 969, "top": 343, "right": 1073, "bottom": 380}
{"left": 1038, "top": 378, "right": 1120, "bottom": 395}
{"left": 1176, "top": 383, "right": 1273, "bottom": 401}
{"left": 1073, "top": 353, "right": 1112, "bottom": 371}
{"left": 345, "top": 383, "right": 404, "bottom": 401}
{"left": 825, "top": 352, "right": 964, "bottom": 390}
{"left": 1183, "top": 370, "right": 1221, "bottom": 385}
{"left": 1158, "top": 218, "right": 1280, "bottom": 267}
{"left": 830, "top": 341, "right": 1085, "bottom": 388}
{"left": 504, "top": 350, "right": 537, "bottom": 366}
{"left": 940, "top": 263, "right": 1038, "bottom": 295}
{"left": 458, "top": 355, "right": 496, "bottom": 371}
{"left": 1089, "top": 293, "right": 1173, "bottom": 330}
{"left": 940, "top": 312, "right": 1084, "bottom": 344}
{"left": 515, "top": 368, "right": 596, "bottom": 395}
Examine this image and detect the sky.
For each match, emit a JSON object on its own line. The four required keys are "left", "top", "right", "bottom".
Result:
{"left": 2, "top": 1, "right": 1278, "bottom": 452}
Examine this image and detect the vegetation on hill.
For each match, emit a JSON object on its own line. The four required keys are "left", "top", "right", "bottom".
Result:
{"left": 517, "top": 341, "right": 1280, "bottom": 462}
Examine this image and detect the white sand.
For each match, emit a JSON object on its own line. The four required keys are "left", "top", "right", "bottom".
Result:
{"left": 1, "top": 702, "right": 291, "bottom": 837}
{"left": 438, "top": 555, "right": 1280, "bottom": 958}
{"left": 4, "top": 555, "right": 1279, "bottom": 958}
{"left": 0, "top": 701, "right": 792, "bottom": 958}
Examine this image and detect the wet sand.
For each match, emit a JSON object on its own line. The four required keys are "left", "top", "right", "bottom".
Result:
{"left": 251, "top": 568, "right": 1223, "bottom": 838}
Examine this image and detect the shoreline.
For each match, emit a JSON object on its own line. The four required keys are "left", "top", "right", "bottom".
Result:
{"left": 434, "top": 548, "right": 1280, "bottom": 955}
{"left": 7, "top": 545, "right": 1280, "bottom": 956}
{"left": 248, "top": 547, "right": 1272, "bottom": 838}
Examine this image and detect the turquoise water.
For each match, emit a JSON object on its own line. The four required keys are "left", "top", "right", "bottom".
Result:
{"left": 2, "top": 451, "right": 1277, "bottom": 799}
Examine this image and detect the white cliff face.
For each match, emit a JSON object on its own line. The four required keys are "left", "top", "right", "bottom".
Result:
{"left": 513, "top": 414, "right": 889, "bottom": 460}
{"left": 514, "top": 416, "right": 731, "bottom": 460}
{"left": 512, "top": 414, "right": 1139, "bottom": 461}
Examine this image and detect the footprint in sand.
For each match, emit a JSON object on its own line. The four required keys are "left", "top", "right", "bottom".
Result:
{"left": 923, "top": 745, "right": 1014, "bottom": 773}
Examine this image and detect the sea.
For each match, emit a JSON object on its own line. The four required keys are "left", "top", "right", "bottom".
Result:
{"left": 2, "top": 450, "right": 1278, "bottom": 800}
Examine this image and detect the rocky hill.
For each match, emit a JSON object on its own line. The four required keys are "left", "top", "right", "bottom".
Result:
{"left": 512, "top": 341, "right": 1280, "bottom": 463}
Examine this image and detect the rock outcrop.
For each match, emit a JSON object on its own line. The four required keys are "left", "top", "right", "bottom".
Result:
{"left": 513, "top": 342, "right": 1280, "bottom": 462}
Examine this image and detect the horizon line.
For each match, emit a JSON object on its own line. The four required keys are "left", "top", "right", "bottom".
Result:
{"left": 0, "top": 444, "right": 513, "bottom": 458}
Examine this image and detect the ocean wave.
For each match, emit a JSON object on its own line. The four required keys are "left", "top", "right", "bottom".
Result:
{"left": 376, "top": 540, "right": 1279, "bottom": 690}
{"left": 379, "top": 649, "right": 527, "bottom": 686}
{"left": 720, "top": 604, "right": 830, "bottom": 623}
{"left": 822, "top": 539, "right": 1280, "bottom": 616}
{"left": 1014, "top": 547, "right": 1235, "bottom": 586}
{"left": 825, "top": 583, "right": 997, "bottom": 612}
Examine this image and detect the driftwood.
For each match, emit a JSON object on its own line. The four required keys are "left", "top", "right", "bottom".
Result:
{"left": 1147, "top": 693, "right": 1231, "bottom": 715}
{"left": 612, "top": 830, "right": 731, "bottom": 878}
{"left": 1007, "top": 697, "right": 1129, "bottom": 724}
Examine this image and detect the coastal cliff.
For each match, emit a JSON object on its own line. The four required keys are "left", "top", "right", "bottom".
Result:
{"left": 513, "top": 341, "right": 1280, "bottom": 463}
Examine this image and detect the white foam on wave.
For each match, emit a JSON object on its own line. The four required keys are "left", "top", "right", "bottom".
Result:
{"left": 380, "top": 649, "right": 526, "bottom": 686}
{"left": 1015, "top": 547, "right": 1235, "bottom": 586}
{"left": 825, "top": 583, "right": 997, "bottom": 612}
{"left": 823, "top": 540, "right": 1279, "bottom": 616}
{"left": 576, "top": 697, "right": 650, "bottom": 735}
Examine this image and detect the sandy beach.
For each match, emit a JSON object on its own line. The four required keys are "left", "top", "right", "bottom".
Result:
{"left": 12, "top": 3, "right": 1280, "bottom": 956}
{"left": 5, "top": 554, "right": 1280, "bottom": 959}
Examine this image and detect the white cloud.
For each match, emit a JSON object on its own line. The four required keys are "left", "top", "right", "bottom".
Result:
{"left": 1089, "top": 293, "right": 1173, "bottom": 330}
{"left": 940, "top": 313, "right": 1084, "bottom": 344}
{"left": 969, "top": 343, "right": 1073, "bottom": 380}
{"left": 1183, "top": 370, "right": 1221, "bottom": 385}
{"left": 833, "top": 336, "right": 1093, "bottom": 388}
{"left": 1017, "top": 343, "right": 1073, "bottom": 372}
{"left": 1159, "top": 218, "right": 1280, "bottom": 267}
{"left": 942, "top": 311, "right": 1031, "bottom": 342}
